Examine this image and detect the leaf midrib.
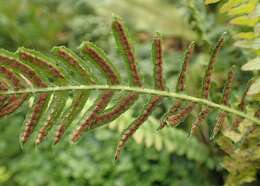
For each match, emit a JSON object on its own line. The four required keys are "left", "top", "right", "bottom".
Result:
{"left": 1, "top": 85, "right": 259, "bottom": 125}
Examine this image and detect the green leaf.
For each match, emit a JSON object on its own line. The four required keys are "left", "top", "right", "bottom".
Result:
{"left": 0, "top": 167, "right": 10, "bottom": 183}
{"left": 242, "top": 57, "right": 260, "bottom": 71}
{"left": 205, "top": 0, "right": 222, "bottom": 4}
{"left": 144, "top": 131, "right": 154, "bottom": 148}
{"left": 247, "top": 78, "right": 260, "bottom": 95}
{"left": 154, "top": 133, "right": 163, "bottom": 151}
{"left": 220, "top": 0, "right": 245, "bottom": 13}
{"left": 230, "top": 16, "right": 259, "bottom": 26}
{"left": 228, "top": 0, "right": 258, "bottom": 16}
{"left": 234, "top": 39, "right": 260, "bottom": 50}
{"left": 133, "top": 129, "right": 144, "bottom": 144}
{"left": 234, "top": 32, "right": 257, "bottom": 40}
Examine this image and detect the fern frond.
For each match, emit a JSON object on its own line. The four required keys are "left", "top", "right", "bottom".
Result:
{"left": 190, "top": 108, "right": 210, "bottom": 136}
{"left": 177, "top": 41, "right": 195, "bottom": 92}
{"left": 231, "top": 78, "right": 254, "bottom": 129}
{"left": 0, "top": 81, "right": 9, "bottom": 107}
{"left": 18, "top": 48, "right": 66, "bottom": 81}
{"left": 115, "top": 96, "right": 162, "bottom": 160}
{"left": 0, "top": 66, "right": 27, "bottom": 117}
{"left": 21, "top": 93, "right": 49, "bottom": 143}
{"left": 71, "top": 17, "right": 144, "bottom": 141}
{"left": 71, "top": 41, "right": 120, "bottom": 143}
{"left": 17, "top": 48, "right": 70, "bottom": 143}
{"left": 203, "top": 33, "right": 225, "bottom": 99}
{"left": 211, "top": 67, "right": 234, "bottom": 139}
{"left": 115, "top": 33, "right": 165, "bottom": 160}
{"left": 190, "top": 34, "right": 225, "bottom": 135}
{"left": 0, "top": 16, "right": 259, "bottom": 160}
{"left": 168, "top": 103, "right": 196, "bottom": 127}
{"left": 159, "top": 41, "right": 195, "bottom": 129}
{"left": 112, "top": 16, "right": 142, "bottom": 87}
{"left": 54, "top": 42, "right": 120, "bottom": 144}
{"left": 37, "top": 47, "right": 94, "bottom": 145}
{"left": 0, "top": 49, "right": 47, "bottom": 87}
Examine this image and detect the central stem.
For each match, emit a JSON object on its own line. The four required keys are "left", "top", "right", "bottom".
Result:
{"left": 0, "top": 85, "right": 259, "bottom": 125}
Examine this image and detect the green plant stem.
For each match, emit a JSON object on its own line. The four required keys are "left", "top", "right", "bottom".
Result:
{"left": 0, "top": 85, "right": 259, "bottom": 125}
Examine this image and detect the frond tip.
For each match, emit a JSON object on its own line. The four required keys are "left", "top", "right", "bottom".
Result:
{"left": 0, "top": 17, "right": 259, "bottom": 161}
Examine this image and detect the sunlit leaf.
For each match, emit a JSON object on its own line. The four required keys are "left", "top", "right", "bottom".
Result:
{"left": 205, "top": 0, "right": 222, "bottom": 4}
{"left": 242, "top": 57, "right": 260, "bottom": 71}
{"left": 247, "top": 78, "right": 260, "bottom": 95}
{"left": 228, "top": 0, "right": 258, "bottom": 16}
{"left": 234, "top": 39, "right": 260, "bottom": 49}
{"left": 154, "top": 134, "right": 163, "bottom": 151}
{"left": 133, "top": 130, "right": 144, "bottom": 144}
{"left": 220, "top": 0, "right": 245, "bottom": 13}
{"left": 235, "top": 32, "right": 256, "bottom": 40}
{"left": 230, "top": 16, "right": 259, "bottom": 26}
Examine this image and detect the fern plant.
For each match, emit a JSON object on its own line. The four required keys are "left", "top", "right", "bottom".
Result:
{"left": 0, "top": 16, "right": 259, "bottom": 161}
{"left": 205, "top": 0, "right": 260, "bottom": 73}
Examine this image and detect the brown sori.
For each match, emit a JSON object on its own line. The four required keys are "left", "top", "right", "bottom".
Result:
{"left": 167, "top": 102, "right": 196, "bottom": 127}
{"left": 159, "top": 101, "right": 182, "bottom": 129}
{"left": 55, "top": 48, "right": 95, "bottom": 84}
{"left": 0, "top": 66, "right": 28, "bottom": 117}
{"left": 70, "top": 41, "right": 122, "bottom": 142}
{"left": 211, "top": 68, "right": 234, "bottom": 139}
{"left": 115, "top": 96, "right": 162, "bottom": 160}
{"left": 190, "top": 108, "right": 210, "bottom": 135}
{"left": 0, "top": 55, "right": 47, "bottom": 87}
{"left": 71, "top": 31, "right": 144, "bottom": 135}
{"left": 19, "top": 50, "right": 64, "bottom": 79}
{"left": 0, "top": 53, "right": 52, "bottom": 143}
{"left": 202, "top": 34, "right": 225, "bottom": 99}
{"left": 189, "top": 35, "right": 225, "bottom": 134}
{"left": 35, "top": 102, "right": 64, "bottom": 145}
{"left": 82, "top": 46, "right": 119, "bottom": 85}
{"left": 93, "top": 93, "right": 139, "bottom": 126}
{"left": 71, "top": 90, "right": 114, "bottom": 142}
{"left": 35, "top": 114, "right": 53, "bottom": 145}
{"left": 177, "top": 41, "right": 195, "bottom": 91}
{"left": 160, "top": 42, "right": 195, "bottom": 129}
{"left": 232, "top": 79, "right": 254, "bottom": 128}
{"left": 153, "top": 36, "right": 165, "bottom": 90}
{"left": 84, "top": 24, "right": 145, "bottom": 129}
{"left": 20, "top": 93, "right": 49, "bottom": 143}
{"left": 35, "top": 126, "right": 48, "bottom": 145}
{"left": 112, "top": 19, "right": 142, "bottom": 87}
{"left": 0, "top": 66, "right": 22, "bottom": 88}
{"left": 0, "top": 95, "right": 28, "bottom": 117}
{"left": 53, "top": 123, "right": 66, "bottom": 145}
{"left": 0, "top": 81, "right": 8, "bottom": 91}
{"left": 211, "top": 112, "right": 227, "bottom": 139}
{"left": 52, "top": 92, "right": 87, "bottom": 144}
{"left": 0, "top": 81, "right": 8, "bottom": 104}
{"left": 114, "top": 36, "right": 165, "bottom": 160}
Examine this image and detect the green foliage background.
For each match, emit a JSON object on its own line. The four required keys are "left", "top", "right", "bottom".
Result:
{"left": 0, "top": 0, "right": 259, "bottom": 186}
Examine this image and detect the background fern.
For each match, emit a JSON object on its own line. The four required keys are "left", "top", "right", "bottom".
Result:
{"left": 108, "top": 110, "right": 217, "bottom": 169}
{"left": 205, "top": 0, "right": 259, "bottom": 56}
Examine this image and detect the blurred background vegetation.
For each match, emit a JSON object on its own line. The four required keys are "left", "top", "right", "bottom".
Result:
{"left": 0, "top": 0, "right": 259, "bottom": 186}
